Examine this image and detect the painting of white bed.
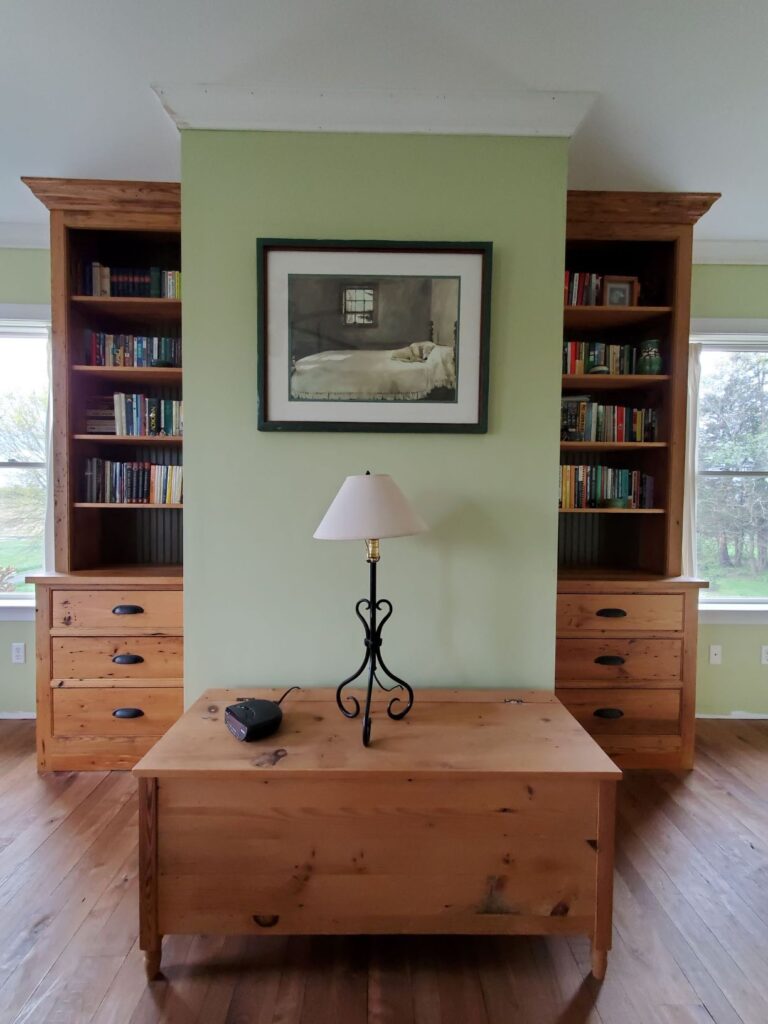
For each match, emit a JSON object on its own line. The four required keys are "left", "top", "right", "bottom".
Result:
{"left": 257, "top": 241, "right": 492, "bottom": 432}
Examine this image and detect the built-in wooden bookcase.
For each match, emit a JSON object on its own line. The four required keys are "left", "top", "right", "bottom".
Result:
{"left": 23, "top": 179, "right": 182, "bottom": 572}
{"left": 556, "top": 191, "right": 720, "bottom": 771}
{"left": 23, "top": 179, "right": 184, "bottom": 773}
{"left": 559, "top": 192, "right": 719, "bottom": 577}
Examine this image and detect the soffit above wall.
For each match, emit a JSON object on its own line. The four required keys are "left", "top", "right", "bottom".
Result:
{"left": 151, "top": 84, "right": 596, "bottom": 138}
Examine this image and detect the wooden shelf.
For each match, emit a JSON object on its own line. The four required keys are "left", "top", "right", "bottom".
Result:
{"left": 560, "top": 441, "right": 667, "bottom": 451}
{"left": 564, "top": 305, "right": 672, "bottom": 329}
{"left": 562, "top": 374, "right": 670, "bottom": 390}
{"left": 74, "top": 503, "right": 182, "bottom": 510}
{"left": 559, "top": 507, "right": 666, "bottom": 514}
{"left": 72, "top": 365, "right": 182, "bottom": 384}
{"left": 73, "top": 434, "right": 182, "bottom": 445}
{"left": 71, "top": 297, "right": 181, "bottom": 321}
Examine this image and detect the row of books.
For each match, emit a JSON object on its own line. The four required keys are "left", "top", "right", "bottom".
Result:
{"left": 559, "top": 465, "right": 655, "bottom": 510}
{"left": 85, "top": 332, "right": 181, "bottom": 368}
{"left": 564, "top": 271, "right": 603, "bottom": 306}
{"left": 563, "top": 341, "right": 643, "bottom": 376}
{"left": 80, "top": 264, "right": 181, "bottom": 298}
{"left": 82, "top": 459, "right": 183, "bottom": 504}
{"left": 84, "top": 395, "right": 183, "bottom": 437}
{"left": 561, "top": 397, "right": 658, "bottom": 443}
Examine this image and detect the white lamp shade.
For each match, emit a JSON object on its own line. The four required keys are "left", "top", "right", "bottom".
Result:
{"left": 314, "top": 474, "right": 427, "bottom": 541}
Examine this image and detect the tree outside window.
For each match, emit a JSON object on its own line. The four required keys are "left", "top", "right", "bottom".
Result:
{"left": 696, "top": 348, "right": 768, "bottom": 599}
{"left": 0, "top": 332, "right": 49, "bottom": 593}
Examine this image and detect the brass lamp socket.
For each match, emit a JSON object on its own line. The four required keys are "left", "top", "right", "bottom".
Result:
{"left": 365, "top": 539, "right": 380, "bottom": 563}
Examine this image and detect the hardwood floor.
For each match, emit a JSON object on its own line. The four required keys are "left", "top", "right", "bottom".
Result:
{"left": 0, "top": 719, "right": 767, "bottom": 1023}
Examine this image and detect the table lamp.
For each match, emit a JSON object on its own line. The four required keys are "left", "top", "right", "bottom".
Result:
{"left": 314, "top": 471, "right": 427, "bottom": 746}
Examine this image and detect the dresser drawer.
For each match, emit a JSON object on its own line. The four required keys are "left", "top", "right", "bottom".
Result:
{"left": 555, "top": 638, "right": 682, "bottom": 685}
{"left": 556, "top": 594, "right": 684, "bottom": 633}
{"left": 52, "top": 685, "right": 183, "bottom": 737}
{"left": 52, "top": 589, "right": 182, "bottom": 631}
{"left": 558, "top": 688, "right": 681, "bottom": 736}
{"left": 51, "top": 636, "right": 183, "bottom": 679}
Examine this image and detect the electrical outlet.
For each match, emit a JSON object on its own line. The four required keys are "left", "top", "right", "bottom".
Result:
{"left": 10, "top": 642, "right": 26, "bottom": 665}
{"left": 761, "top": 646, "right": 768, "bottom": 666}
{"left": 709, "top": 644, "right": 722, "bottom": 666}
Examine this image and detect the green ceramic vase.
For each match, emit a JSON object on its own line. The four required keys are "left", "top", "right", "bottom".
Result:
{"left": 637, "top": 339, "right": 662, "bottom": 375}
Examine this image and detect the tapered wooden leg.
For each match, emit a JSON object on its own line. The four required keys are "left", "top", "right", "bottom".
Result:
{"left": 591, "top": 947, "right": 608, "bottom": 980}
{"left": 592, "top": 780, "right": 617, "bottom": 982}
{"left": 144, "top": 942, "right": 162, "bottom": 981}
{"left": 138, "top": 777, "right": 161, "bottom": 982}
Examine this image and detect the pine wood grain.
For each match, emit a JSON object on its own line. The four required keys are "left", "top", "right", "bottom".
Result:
{"left": 1, "top": 718, "right": 767, "bottom": 1023}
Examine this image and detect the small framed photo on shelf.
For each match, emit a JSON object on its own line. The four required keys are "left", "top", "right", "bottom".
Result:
{"left": 256, "top": 238, "right": 492, "bottom": 433}
{"left": 602, "top": 275, "right": 640, "bottom": 307}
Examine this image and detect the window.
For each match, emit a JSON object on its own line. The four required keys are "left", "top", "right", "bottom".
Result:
{"left": 341, "top": 284, "right": 377, "bottom": 326}
{"left": 0, "top": 322, "right": 49, "bottom": 596}
{"left": 692, "top": 334, "right": 768, "bottom": 603}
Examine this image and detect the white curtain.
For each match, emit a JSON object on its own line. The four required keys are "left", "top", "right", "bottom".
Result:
{"left": 682, "top": 342, "right": 701, "bottom": 577}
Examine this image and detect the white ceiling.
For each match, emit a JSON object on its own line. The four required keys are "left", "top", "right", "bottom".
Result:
{"left": 2, "top": 0, "right": 767, "bottom": 243}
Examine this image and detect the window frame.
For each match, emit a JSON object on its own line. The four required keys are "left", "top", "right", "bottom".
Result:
{"left": 690, "top": 319, "right": 768, "bottom": 619}
{"left": 0, "top": 307, "right": 51, "bottom": 616}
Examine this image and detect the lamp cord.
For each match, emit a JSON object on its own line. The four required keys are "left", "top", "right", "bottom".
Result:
{"left": 276, "top": 685, "right": 301, "bottom": 705}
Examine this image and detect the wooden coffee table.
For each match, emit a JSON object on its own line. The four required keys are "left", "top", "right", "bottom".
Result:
{"left": 134, "top": 688, "right": 621, "bottom": 980}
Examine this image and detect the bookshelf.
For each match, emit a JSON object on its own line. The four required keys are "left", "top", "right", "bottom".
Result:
{"left": 556, "top": 190, "right": 719, "bottom": 771}
{"left": 23, "top": 178, "right": 183, "bottom": 571}
{"left": 558, "top": 191, "right": 719, "bottom": 572}
{"left": 23, "top": 178, "right": 184, "bottom": 773}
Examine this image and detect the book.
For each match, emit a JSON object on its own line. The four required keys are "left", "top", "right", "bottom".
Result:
{"left": 559, "top": 464, "right": 655, "bottom": 509}
{"left": 81, "top": 264, "right": 181, "bottom": 298}
{"left": 560, "top": 397, "right": 657, "bottom": 442}
{"left": 86, "top": 332, "right": 181, "bottom": 368}
{"left": 83, "top": 458, "right": 183, "bottom": 504}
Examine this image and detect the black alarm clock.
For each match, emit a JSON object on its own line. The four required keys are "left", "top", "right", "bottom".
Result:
{"left": 225, "top": 687, "right": 300, "bottom": 742}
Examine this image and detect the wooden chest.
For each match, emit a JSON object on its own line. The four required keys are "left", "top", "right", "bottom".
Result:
{"left": 556, "top": 576, "right": 706, "bottom": 770}
{"left": 30, "top": 571, "right": 183, "bottom": 771}
{"left": 134, "top": 687, "right": 621, "bottom": 981}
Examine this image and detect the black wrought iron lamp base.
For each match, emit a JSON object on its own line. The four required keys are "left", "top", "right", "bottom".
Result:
{"left": 335, "top": 555, "right": 414, "bottom": 747}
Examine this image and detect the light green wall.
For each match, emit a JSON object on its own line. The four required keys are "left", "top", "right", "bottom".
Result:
{"left": 692, "top": 264, "right": 768, "bottom": 320}
{"left": 692, "top": 263, "right": 768, "bottom": 715}
{"left": 0, "top": 621, "right": 35, "bottom": 713}
{"left": 698, "top": 624, "right": 768, "bottom": 716}
{"left": 181, "top": 131, "right": 568, "bottom": 701}
{"left": 0, "top": 248, "right": 50, "bottom": 304}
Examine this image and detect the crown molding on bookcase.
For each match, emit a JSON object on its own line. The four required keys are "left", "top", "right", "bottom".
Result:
{"left": 22, "top": 178, "right": 180, "bottom": 213}
{"left": 151, "top": 83, "right": 596, "bottom": 137}
{"left": 567, "top": 191, "right": 721, "bottom": 226}
{"left": 0, "top": 221, "right": 49, "bottom": 248}
{"left": 693, "top": 240, "right": 768, "bottom": 265}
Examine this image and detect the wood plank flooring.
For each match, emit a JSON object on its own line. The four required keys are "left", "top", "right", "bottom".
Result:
{"left": 0, "top": 719, "right": 766, "bottom": 1023}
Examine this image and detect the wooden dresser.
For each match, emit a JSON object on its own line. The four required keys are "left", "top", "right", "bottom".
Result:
{"left": 556, "top": 575, "right": 706, "bottom": 770}
{"left": 30, "top": 571, "right": 183, "bottom": 771}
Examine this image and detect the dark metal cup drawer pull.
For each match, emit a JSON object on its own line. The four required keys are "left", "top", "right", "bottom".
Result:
{"left": 112, "top": 707, "right": 144, "bottom": 719}
{"left": 594, "top": 655, "right": 626, "bottom": 666}
{"left": 595, "top": 608, "right": 627, "bottom": 618}
{"left": 593, "top": 707, "right": 624, "bottom": 720}
{"left": 111, "top": 653, "right": 144, "bottom": 665}
{"left": 112, "top": 604, "right": 144, "bottom": 615}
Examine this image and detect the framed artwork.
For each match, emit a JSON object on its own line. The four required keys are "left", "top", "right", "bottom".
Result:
{"left": 257, "top": 239, "right": 492, "bottom": 432}
{"left": 602, "top": 275, "right": 640, "bottom": 307}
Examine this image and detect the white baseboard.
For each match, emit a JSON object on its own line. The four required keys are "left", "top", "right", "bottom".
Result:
{"left": 0, "top": 711, "right": 35, "bottom": 719}
{"left": 696, "top": 712, "right": 768, "bottom": 720}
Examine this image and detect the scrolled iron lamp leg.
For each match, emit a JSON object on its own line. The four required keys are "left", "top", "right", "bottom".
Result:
{"left": 335, "top": 540, "right": 414, "bottom": 746}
